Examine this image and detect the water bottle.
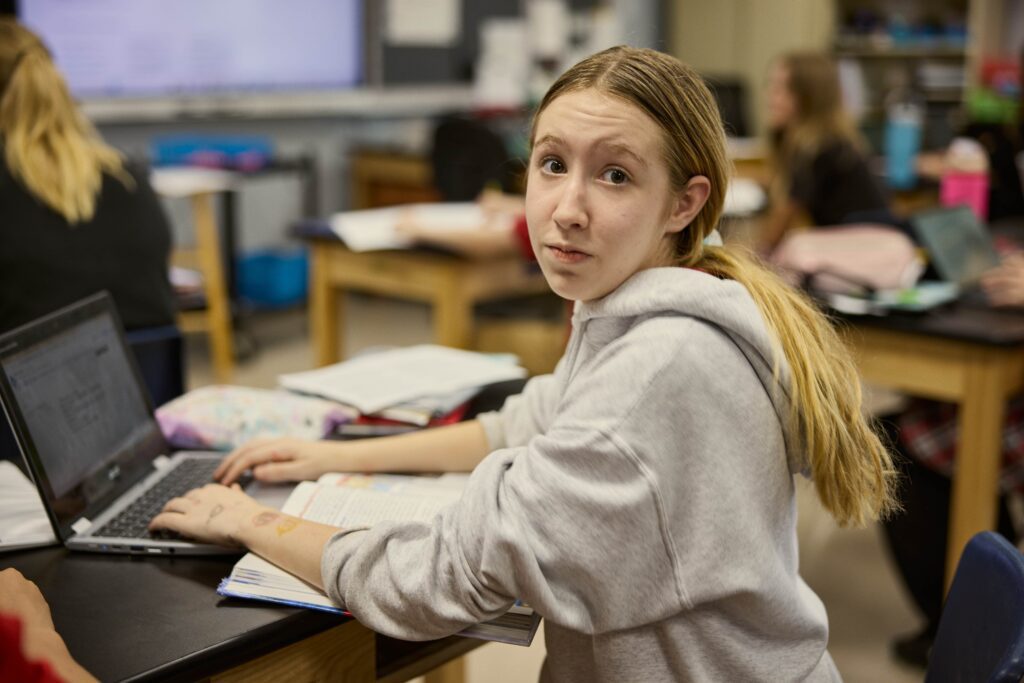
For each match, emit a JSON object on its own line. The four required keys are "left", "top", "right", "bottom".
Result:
{"left": 884, "top": 89, "right": 924, "bottom": 190}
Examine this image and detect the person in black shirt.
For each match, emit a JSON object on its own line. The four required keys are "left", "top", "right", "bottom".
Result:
{"left": 761, "top": 52, "right": 891, "bottom": 250}
{"left": 0, "top": 19, "right": 174, "bottom": 334}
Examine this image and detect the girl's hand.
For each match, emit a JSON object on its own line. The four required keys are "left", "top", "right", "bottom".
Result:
{"left": 214, "top": 437, "right": 342, "bottom": 485}
{"left": 982, "top": 253, "right": 1024, "bottom": 307}
{"left": 148, "top": 484, "right": 266, "bottom": 547}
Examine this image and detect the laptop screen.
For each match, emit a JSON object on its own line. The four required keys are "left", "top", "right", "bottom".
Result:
{"left": 911, "top": 205, "right": 1001, "bottom": 286}
{"left": 0, "top": 294, "right": 168, "bottom": 538}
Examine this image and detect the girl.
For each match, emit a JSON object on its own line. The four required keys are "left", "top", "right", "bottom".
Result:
{"left": 0, "top": 19, "right": 175, "bottom": 333}
{"left": 152, "top": 47, "right": 896, "bottom": 682}
{"left": 761, "top": 52, "right": 893, "bottom": 251}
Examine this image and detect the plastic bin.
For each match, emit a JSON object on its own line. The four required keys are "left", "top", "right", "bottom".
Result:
{"left": 237, "top": 248, "right": 308, "bottom": 308}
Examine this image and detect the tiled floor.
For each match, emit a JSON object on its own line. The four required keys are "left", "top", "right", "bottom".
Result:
{"left": 186, "top": 297, "right": 928, "bottom": 683}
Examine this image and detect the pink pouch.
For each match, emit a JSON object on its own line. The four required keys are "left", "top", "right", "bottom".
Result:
{"left": 940, "top": 172, "right": 989, "bottom": 221}
{"left": 770, "top": 225, "right": 924, "bottom": 294}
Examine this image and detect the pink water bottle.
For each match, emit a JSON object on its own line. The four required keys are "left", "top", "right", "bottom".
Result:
{"left": 940, "top": 137, "right": 990, "bottom": 220}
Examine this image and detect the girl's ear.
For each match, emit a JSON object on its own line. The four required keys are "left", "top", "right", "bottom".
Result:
{"left": 665, "top": 175, "right": 711, "bottom": 235}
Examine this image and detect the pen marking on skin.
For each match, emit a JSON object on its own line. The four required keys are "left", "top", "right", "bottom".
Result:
{"left": 207, "top": 504, "right": 224, "bottom": 523}
{"left": 252, "top": 511, "right": 280, "bottom": 527}
{"left": 275, "top": 518, "right": 300, "bottom": 536}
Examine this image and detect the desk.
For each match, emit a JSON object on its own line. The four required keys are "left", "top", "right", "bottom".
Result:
{"left": 0, "top": 546, "right": 480, "bottom": 682}
{"left": 305, "top": 234, "right": 551, "bottom": 366}
{"left": 844, "top": 304, "right": 1024, "bottom": 589}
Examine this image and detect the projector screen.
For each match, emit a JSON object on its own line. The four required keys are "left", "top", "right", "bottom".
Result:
{"left": 19, "top": 0, "right": 362, "bottom": 98}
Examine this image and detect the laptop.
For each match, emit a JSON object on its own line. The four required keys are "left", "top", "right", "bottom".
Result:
{"left": 0, "top": 292, "right": 247, "bottom": 555}
{"left": 910, "top": 205, "right": 1001, "bottom": 305}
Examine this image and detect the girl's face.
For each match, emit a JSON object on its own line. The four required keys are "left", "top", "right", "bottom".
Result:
{"left": 766, "top": 62, "right": 797, "bottom": 130}
{"left": 525, "top": 88, "right": 699, "bottom": 302}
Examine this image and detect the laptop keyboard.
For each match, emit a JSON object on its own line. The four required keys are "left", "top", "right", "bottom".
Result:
{"left": 94, "top": 459, "right": 221, "bottom": 540}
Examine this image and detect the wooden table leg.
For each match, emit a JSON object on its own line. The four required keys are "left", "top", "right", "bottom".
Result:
{"left": 945, "top": 353, "right": 1007, "bottom": 590}
{"left": 212, "top": 620, "right": 375, "bottom": 682}
{"left": 423, "top": 657, "right": 466, "bottom": 683}
{"left": 311, "top": 245, "right": 342, "bottom": 366}
{"left": 433, "top": 277, "right": 474, "bottom": 349}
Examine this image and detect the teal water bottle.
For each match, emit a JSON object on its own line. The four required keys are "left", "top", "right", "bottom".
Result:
{"left": 885, "top": 97, "right": 923, "bottom": 190}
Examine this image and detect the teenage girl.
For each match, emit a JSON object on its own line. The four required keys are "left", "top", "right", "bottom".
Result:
{"left": 152, "top": 47, "right": 895, "bottom": 682}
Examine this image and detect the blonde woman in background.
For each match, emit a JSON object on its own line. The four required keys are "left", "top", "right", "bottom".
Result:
{"left": 761, "top": 51, "right": 894, "bottom": 251}
{"left": 154, "top": 47, "right": 896, "bottom": 681}
{"left": 0, "top": 19, "right": 174, "bottom": 333}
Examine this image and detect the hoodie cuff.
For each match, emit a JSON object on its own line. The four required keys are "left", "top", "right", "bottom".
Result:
{"left": 474, "top": 411, "right": 507, "bottom": 451}
{"left": 320, "top": 527, "right": 370, "bottom": 607}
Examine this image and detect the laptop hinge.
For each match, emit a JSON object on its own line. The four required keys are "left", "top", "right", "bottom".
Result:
{"left": 71, "top": 517, "right": 92, "bottom": 535}
{"left": 154, "top": 455, "right": 172, "bottom": 470}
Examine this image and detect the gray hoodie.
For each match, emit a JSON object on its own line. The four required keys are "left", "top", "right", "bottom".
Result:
{"left": 322, "top": 267, "right": 841, "bottom": 682}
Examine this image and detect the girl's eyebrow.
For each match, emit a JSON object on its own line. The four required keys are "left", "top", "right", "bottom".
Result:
{"left": 533, "top": 134, "right": 646, "bottom": 168}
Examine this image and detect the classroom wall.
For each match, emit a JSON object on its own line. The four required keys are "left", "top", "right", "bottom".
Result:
{"left": 669, "top": 0, "right": 836, "bottom": 136}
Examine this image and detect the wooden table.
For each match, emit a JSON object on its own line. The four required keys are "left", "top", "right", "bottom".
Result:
{"left": 844, "top": 306, "right": 1024, "bottom": 589}
{"left": 307, "top": 237, "right": 551, "bottom": 366}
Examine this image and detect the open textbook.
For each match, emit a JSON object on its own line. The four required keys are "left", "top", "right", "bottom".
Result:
{"left": 218, "top": 473, "right": 541, "bottom": 646}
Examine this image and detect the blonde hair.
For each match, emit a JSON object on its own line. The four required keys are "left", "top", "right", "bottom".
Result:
{"left": 769, "top": 52, "right": 866, "bottom": 198}
{"left": 0, "top": 19, "right": 129, "bottom": 224}
{"left": 532, "top": 46, "right": 897, "bottom": 527}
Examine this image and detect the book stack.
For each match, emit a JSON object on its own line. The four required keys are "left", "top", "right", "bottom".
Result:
{"left": 279, "top": 345, "right": 526, "bottom": 436}
{"left": 218, "top": 472, "right": 541, "bottom": 646}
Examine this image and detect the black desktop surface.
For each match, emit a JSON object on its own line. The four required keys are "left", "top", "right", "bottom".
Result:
{"left": 0, "top": 545, "right": 342, "bottom": 682}
{"left": 837, "top": 300, "right": 1024, "bottom": 347}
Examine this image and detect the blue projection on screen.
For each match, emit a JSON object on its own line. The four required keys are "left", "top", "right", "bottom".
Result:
{"left": 19, "top": 0, "right": 361, "bottom": 98}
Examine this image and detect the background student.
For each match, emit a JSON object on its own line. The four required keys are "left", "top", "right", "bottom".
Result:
{"left": 0, "top": 569, "right": 97, "bottom": 683}
{"left": 395, "top": 188, "right": 534, "bottom": 260}
{"left": 151, "top": 46, "right": 895, "bottom": 682}
{"left": 0, "top": 19, "right": 175, "bottom": 334}
{"left": 760, "top": 51, "right": 894, "bottom": 251}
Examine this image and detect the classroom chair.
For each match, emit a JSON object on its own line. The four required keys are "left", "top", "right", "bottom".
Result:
{"left": 924, "top": 530, "right": 1024, "bottom": 683}
{"left": 172, "top": 192, "right": 235, "bottom": 383}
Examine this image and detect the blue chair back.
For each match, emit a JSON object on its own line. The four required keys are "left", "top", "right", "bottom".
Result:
{"left": 926, "top": 531, "right": 1024, "bottom": 683}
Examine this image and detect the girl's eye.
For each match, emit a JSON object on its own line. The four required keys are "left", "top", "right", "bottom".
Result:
{"left": 601, "top": 168, "right": 629, "bottom": 185}
{"left": 541, "top": 158, "right": 565, "bottom": 174}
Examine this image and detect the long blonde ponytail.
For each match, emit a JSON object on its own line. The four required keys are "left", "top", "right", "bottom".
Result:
{"left": 536, "top": 46, "right": 897, "bottom": 527}
{"left": 0, "top": 19, "right": 129, "bottom": 224}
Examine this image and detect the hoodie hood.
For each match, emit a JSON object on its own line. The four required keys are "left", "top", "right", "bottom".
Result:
{"left": 573, "top": 267, "right": 807, "bottom": 475}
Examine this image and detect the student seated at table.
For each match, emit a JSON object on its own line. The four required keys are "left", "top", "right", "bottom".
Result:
{"left": 152, "top": 46, "right": 896, "bottom": 682}
{"left": 0, "top": 569, "right": 96, "bottom": 683}
{"left": 881, "top": 252, "right": 1024, "bottom": 668}
{"left": 395, "top": 188, "right": 535, "bottom": 260}
{"left": 760, "top": 51, "right": 894, "bottom": 251}
{"left": 0, "top": 19, "right": 174, "bottom": 334}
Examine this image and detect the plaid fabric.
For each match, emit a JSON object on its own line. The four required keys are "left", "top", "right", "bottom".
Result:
{"left": 898, "top": 396, "right": 1024, "bottom": 494}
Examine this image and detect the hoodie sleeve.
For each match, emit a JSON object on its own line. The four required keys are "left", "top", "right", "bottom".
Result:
{"left": 321, "top": 325, "right": 697, "bottom": 640}
{"left": 475, "top": 357, "right": 564, "bottom": 450}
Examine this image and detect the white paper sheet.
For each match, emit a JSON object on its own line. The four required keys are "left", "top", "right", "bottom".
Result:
{"left": 386, "top": 0, "right": 460, "bottom": 47}
{"left": 0, "top": 461, "right": 57, "bottom": 552}
{"left": 278, "top": 344, "right": 525, "bottom": 414}
{"left": 329, "top": 202, "right": 486, "bottom": 252}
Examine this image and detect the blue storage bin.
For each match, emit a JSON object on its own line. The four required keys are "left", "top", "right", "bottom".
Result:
{"left": 152, "top": 134, "right": 273, "bottom": 171}
{"left": 237, "top": 248, "right": 308, "bottom": 308}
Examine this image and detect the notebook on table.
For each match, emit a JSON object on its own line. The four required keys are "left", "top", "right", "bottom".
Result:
{"left": 0, "top": 292, "right": 255, "bottom": 556}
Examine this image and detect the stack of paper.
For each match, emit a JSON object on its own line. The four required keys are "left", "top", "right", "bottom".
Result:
{"left": 279, "top": 345, "right": 526, "bottom": 416}
{"left": 218, "top": 473, "right": 541, "bottom": 646}
{"left": 0, "top": 461, "right": 57, "bottom": 552}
